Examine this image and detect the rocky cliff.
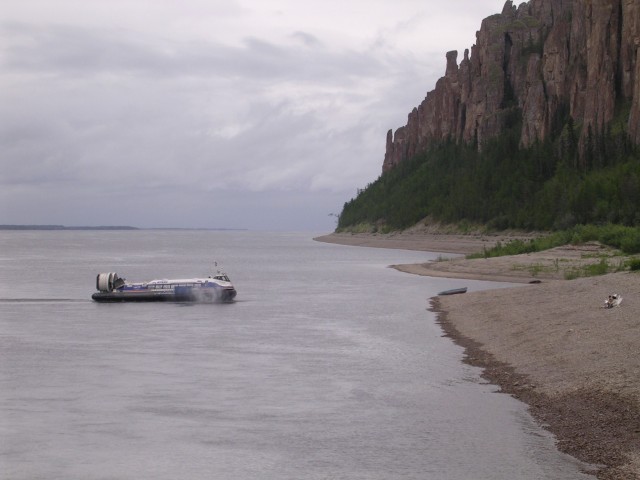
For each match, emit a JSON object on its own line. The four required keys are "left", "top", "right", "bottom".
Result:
{"left": 383, "top": 0, "right": 640, "bottom": 173}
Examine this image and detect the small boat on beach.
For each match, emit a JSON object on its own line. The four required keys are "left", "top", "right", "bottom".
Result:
{"left": 437, "top": 287, "right": 468, "bottom": 296}
{"left": 92, "top": 271, "right": 237, "bottom": 303}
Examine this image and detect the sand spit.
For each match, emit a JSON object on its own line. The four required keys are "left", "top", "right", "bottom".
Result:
{"left": 316, "top": 232, "right": 640, "bottom": 479}
{"left": 314, "top": 230, "right": 527, "bottom": 255}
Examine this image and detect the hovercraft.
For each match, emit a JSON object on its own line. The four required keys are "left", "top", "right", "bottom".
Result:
{"left": 92, "top": 271, "right": 237, "bottom": 303}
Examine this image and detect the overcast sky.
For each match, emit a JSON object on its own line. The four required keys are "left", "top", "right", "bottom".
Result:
{"left": 1, "top": 0, "right": 505, "bottom": 231}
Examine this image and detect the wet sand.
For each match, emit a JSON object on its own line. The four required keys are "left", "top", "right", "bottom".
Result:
{"left": 316, "top": 232, "right": 640, "bottom": 479}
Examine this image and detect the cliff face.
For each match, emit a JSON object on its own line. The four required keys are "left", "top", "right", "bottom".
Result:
{"left": 383, "top": 0, "right": 640, "bottom": 173}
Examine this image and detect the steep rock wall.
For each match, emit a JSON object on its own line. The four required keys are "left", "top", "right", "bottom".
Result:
{"left": 383, "top": 0, "right": 640, "bottom": 173}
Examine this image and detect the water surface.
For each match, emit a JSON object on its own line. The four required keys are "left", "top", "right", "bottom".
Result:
{"left": 0, "top": 231, "right": 592, "bottom": 479}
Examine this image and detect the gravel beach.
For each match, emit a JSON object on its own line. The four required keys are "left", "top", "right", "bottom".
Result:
{"left": 315, "top": 232, "right": 640, "bottom": 479}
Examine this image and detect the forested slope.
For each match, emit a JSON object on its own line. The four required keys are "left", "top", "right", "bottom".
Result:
{"left": 338, "top": 110, "right": 640, "bottom": 232}
{"left": 338, "top": 0, "right": 640, "bottom": 233}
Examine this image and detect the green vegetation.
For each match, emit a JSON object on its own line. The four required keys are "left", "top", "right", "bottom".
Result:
{"left": 470, "top": 224, "right": 640, "bottom": 278}
{"left": 338, "top": 105, "right": 640, "bottom": 243}
{"left": 468, "top": 224, "right": 640, "bottom": 258}
{"left": 564, "top": 257, "right": 629, "bottom": 280}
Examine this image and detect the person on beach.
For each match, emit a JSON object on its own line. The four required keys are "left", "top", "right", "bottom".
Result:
{"left": 603, "top": 294, "right": 621, "bottom": 308}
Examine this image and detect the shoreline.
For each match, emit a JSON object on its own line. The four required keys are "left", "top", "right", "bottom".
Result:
{"left": 316, "top": 232, "right": 640, "bottom": 479}
{"left": 314, "top": 230, "right": 528, "bottom": 255}
{"left": 432, "top": 294, "right": 640, "bottom": 479}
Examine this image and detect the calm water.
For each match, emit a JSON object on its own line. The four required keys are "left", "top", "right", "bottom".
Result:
{"left": 0, "top": 231, "right": 592, "bottom": 479}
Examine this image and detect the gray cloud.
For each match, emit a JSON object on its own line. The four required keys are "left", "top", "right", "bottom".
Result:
{"left": 0, "top": 1, "right": 505, "bottom": 230}
{"left": 1, "top": 22, "right": 381, "bottom": 82}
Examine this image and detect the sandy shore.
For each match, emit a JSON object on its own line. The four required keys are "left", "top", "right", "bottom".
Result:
{"left": 316, "top": 232, "right": 640, "bottom": 479}
{"left": 314, "top": 229, "right": 530, "bottom": 255}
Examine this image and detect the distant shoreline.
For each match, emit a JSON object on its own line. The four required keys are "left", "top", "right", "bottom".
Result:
{"left": 0, "top": 225, "right": 247, "bottom": 231}
{"left": 0, "top": 225, "right": 139, "bottom": 231}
